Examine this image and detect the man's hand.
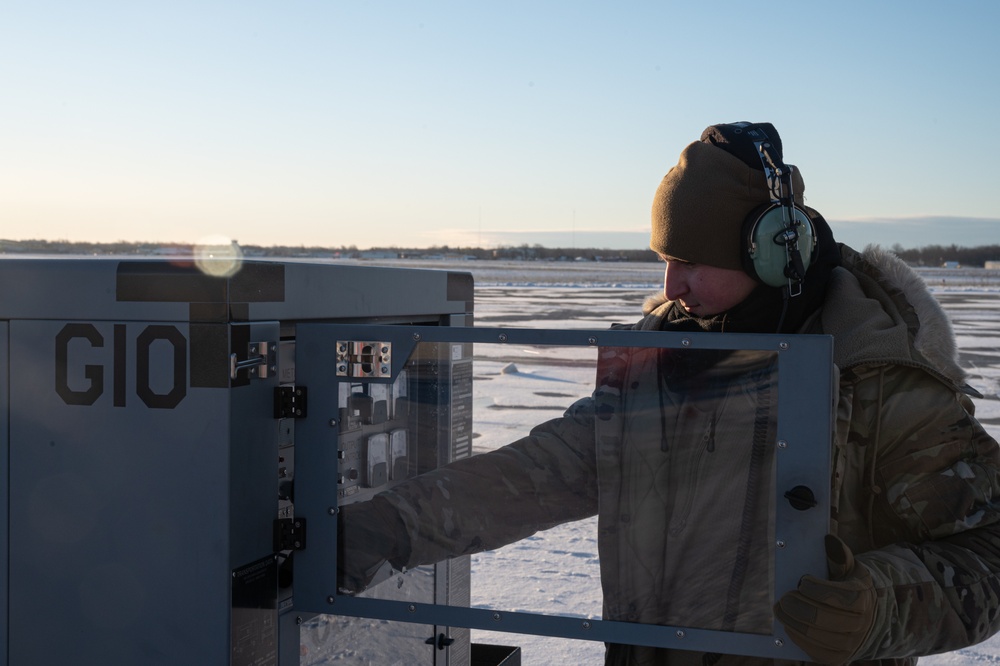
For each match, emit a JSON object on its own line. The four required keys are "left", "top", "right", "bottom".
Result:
{"left": 337, "top": 496, "right": 410, "bottom": 594}
{"left": 774, "top": 535, "right": 878, "bottom": 664}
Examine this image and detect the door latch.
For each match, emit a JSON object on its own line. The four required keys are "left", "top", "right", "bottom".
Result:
{"left": 336, "top": 341, "right": 391, "bottom": 378}
{"left": 230, "top": 341, "right": 277, "bottom": 380}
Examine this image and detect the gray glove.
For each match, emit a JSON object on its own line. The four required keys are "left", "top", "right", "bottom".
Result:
{"left": 774, "top": 535, "right": 878, "bottom": 664}
{"left": 337, "top": 496, "right": 410, "bottom": 594}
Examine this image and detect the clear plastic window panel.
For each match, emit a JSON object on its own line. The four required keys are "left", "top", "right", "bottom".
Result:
{"left": 294, "top": 326, "right": 832, "bottom": 662}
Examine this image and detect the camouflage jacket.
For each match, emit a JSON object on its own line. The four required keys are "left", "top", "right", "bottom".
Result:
{"left": 377, "top": 244, "right": 1000, "bottom": 665}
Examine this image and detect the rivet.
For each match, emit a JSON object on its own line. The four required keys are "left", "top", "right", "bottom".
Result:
{"left": 582, "top": 621, "right": 591, "bottom": 629}
{"left": 775, "top": 638, "right": 784, "bottom": 647}
{"left": 498, "top": 334, "right": 508, "bottom": 343}
{"left": 492, "top": 612, "right": 502, "bottom": 621}
{"left": 776, "top": 540, "right": 786, "bottom": 549}
{"left": 676, "top": 630, "right": 685, "bottom": 638}
{"left": 777, "top": 440, "right": 787, "bottom": 449}
{"left": 681, "top": 338, "right": 691, "bottom": 347}
{"left": 412, "top": 333, "right": 421, "bottom": 341}
{"left": 327, "top": 596, "right": 335, "bottom": 604}
{"left": 587, "top": 337, "right": 597, "bottom": 345}
{"left": 408, "top": 604, "right": 416, "bottom": 612}
{"left": 779, "top": 341, "right": 790, "bottom": 350}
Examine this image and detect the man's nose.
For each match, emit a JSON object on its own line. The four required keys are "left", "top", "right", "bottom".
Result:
{"left": 663, "top": 262, "right": 688, "bottom": 301}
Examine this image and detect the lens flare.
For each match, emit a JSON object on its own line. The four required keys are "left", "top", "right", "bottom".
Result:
{"left": 193, "top": 236, "right": 243, "bottom": 278}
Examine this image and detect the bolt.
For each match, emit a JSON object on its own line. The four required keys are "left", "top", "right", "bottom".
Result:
{"left": 328, "top": 507, "right": 338, "bottom": 515}
{"left": 296, "top": 616, "right": 303, "bottom": 625}
{"left": 412, "top": 333, "right": 421, "bottom": 341}
{"left": 498, "top": 334, "right": 508, "bottom": 343}
{"left": 327, "top": 596, "right": 335, "bottom": 604}
{"left": 582, "top": 621, "right": 591, "bottom": 630}
{"left": 408, "top": 604, "right": 416, "bottom": 612}
{"left": 329, "top": 418, "right": 338, "bottom": 427}
{"left": 774, "top": 639, "right": 784, "bottom": 647}
{"left": 588, "top": 336, "right": 597, "bottom": 345}
{"left": 777, "top": 440, "right": 787, "bottom": 449}
{"left": 776, "top": 540, "right": 786, "bottom": 549}
{"left": 681, "top": 338, "right": 691, "bottom": 347}
{"left": 779, "top": 341, "right": 790, "bottom": 350}
{"left": 676, "top": 630, "right": 685, "bottom": 638}
{"left": 380, "top": 366, "right": 389, "bottom": 374}
{"left": 492, "top": 612, "right": 502, "bottom": 621}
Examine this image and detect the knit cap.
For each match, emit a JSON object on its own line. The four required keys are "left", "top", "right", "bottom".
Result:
{"left": 650, "top": 122, "right": 805, "bottom": 271}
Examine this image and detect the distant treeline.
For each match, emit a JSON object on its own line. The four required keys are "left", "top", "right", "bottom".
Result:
{"left": 886, "top": 243, "right": 1000, "bottom": 268}
{"left": 1, "top": 239, "right": 998, "bottom": 267}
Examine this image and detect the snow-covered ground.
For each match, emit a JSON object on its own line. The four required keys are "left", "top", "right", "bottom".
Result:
{"left": 306, "top": 260, "right": 1000, "bottom": 665}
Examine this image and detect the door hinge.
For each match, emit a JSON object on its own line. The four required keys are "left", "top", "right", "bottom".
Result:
{"left": 274, "top": 517, "right": 307, "bottom": 552}
{"left": 274, "top": 385, "right": 308, "bottom": 419}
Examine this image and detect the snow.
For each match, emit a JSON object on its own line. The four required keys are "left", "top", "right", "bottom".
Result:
{"left": 310, "top": 261, "right": 1000, "bottom": 665}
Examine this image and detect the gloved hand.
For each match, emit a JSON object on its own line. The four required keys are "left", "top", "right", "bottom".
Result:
{"left": 337, "top": 495, "right": 411, "bottom": 594}
{"left": 774, "top": 534, "right": 878, "bottom": 665}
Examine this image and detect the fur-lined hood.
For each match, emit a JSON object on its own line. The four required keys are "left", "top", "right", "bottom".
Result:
{"left": 821, "top": 243, "right": 966, "bottom": 387}
{"left": 640, "top": 244, "right": 966, "bottom": 388}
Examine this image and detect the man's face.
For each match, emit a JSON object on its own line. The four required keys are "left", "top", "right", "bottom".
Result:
{"left": 661, "top": 257, "right": 758, "bottom": 317}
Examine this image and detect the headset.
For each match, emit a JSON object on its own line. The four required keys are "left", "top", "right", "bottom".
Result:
{"left": 739, "top": 132, "right": 817, "bottom": 296}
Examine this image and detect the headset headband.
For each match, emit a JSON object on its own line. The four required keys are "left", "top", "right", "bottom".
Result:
{"left": 750, "top": 138, "right": 808, "bottom": 296}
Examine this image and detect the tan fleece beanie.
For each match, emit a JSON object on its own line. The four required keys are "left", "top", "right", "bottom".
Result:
{"left": 650, "top": 140, "right": 805, "bottom": 271}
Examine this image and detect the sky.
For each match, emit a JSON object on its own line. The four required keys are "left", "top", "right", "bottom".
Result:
{"left": 2, "top": 1, "right": 999, "bottom": 251}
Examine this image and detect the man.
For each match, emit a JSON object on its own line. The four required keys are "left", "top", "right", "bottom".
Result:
{"left": 341, "top": 122, "right": 1000, "bottom": 665}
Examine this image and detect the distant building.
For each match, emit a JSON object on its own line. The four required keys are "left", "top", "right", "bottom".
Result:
{"left": 942, "top": 261, "right": 961, "bottom": 269}
{"left": 358, "top": 250, "right": 400, "bottom": 259}
{"left": 986, "top": 261, "right": 1000, "bottom": 270}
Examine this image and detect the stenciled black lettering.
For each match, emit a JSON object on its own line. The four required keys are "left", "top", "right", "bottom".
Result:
{"left": 114, "top": 323, "right": 127, "bottom": 407}
{"left": 55, "top": 323, "right": 104, "bottom": 405}
{"left": 136, "top": 325, "right": 187, "bottom": 409}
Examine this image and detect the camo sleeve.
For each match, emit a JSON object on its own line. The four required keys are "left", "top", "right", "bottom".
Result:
{"left": 849, "top": 365, "right": 1000, "bottom": 658}
{"left": 379, "top": 396, "right": 600, "bottom": 568}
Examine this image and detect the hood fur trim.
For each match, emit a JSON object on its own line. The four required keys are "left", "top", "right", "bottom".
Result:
{"left": 823, "top": 244, "right": 965, "bottom": 385}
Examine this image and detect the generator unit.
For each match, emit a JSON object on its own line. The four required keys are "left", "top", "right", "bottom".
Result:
{"left": 0, "top": 257, "right": 481, "bottom": 666}
{"left": 1, "top": 257, "right": 835, "bottom": 665}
